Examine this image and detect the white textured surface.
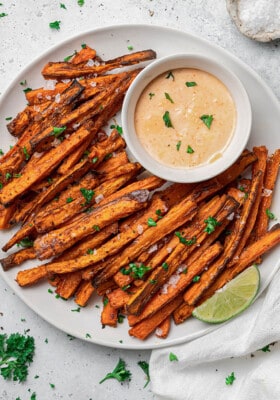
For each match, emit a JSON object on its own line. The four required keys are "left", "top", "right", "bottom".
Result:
{"left": 0, "top": 1, "right": 279, "bottom": 399}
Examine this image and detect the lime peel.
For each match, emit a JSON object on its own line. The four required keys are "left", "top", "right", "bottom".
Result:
{"left": 192, "top": 265, "right": 260, "bottom": 324}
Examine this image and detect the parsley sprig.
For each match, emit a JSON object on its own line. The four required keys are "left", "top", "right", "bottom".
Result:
{"left": 99, "top": 358, "right": 131, "bottom": 384}
{"left": 0, "top": 333, "right": 35, "bottom": 382}
{"left": 138, "top": 361, "right": 150, "bottom": 388}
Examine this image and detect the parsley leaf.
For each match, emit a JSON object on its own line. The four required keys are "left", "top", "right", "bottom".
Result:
{"left": 121, "top": 263, "right": 150, "bottom": 279}
{"left": 169, "top": 352, "right": 178, "bottom": 361}
{"left": 260, "top": 344, "right": 271, "bottom": 352}
{"left": 99, "top": 358, "right": 131, "bottom": 384}
{"left": 127, "top": 45, "right": 133, "bottom": 51}
{"left": 204, "top": 216, "right": 220, "bottom": 234}
{"left": 147, "top": 217, "right": 157, "bottom": 227}
{"left": 49, "top": 20, "right": 61, "bottom": 30}
{"left": 149, "top": 92, "right": 155, "bottom": 100}
{"left": 176, "top": 141, "right": 181, "bottom": 151}
{"left": 162, "top": 262, "right": 168, "bottom": 271}
{"left": 266, "top": 208, "right": 276, "bottom": 220}
{"left": 187, "top": 145, "right": 194, "bottom": 154}
{"left": 185, "top": 81, "right": 197, "bottom": 87}
{"left": 225, "top": 372, "right": 236, "bottom": 385}
{"left": 64, "top": 51, "right": 76, "bottom": 62}
{"left": 0, "top": 13, "right": 8, "bottom": 17}
{"left": 164, "top": 92, "right": 174, "bottom": 103}
{"left": 163, "top": 111, "right": 173, "bottom": 128}
{"left": 200, "top": 114, "right": 214, "bottom": 129}
{"left": 155, "top": 209, "right": 163, "bottom": 219}
{"left": 166, "top": 71, "right": 174, "bottom": 80}
{"left": 80, "top": 188, "right": 94, "bottom": 204}
{"left": 60, "top": 3, "right": 67, "bottom": 9}
{"left": 110, "top": 124, "right": 123, "bottom": 135}
{"left": 16, "top": 237, "right": 34, "bottom": 248}
{"left": 175, "top": 231, "right": 196, "bottom": 246}
{"left": 77, "top": 0, "right": 84, "bottom": 5}
{"left": 51, "top": 126, "right": 66, "bottom": 137}
{"left": 138, "top": 361, "right": 150, "bottom": 388}
{"left": 0, "top": 333, "right": 35, "bottom": 382}
{"left": 192, "top": 275, "right": 200, "bottom": 282}
{"left": 23, "top": 146, "right": 30, "bottom": 161}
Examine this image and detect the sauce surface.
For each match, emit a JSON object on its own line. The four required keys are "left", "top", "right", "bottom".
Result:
{"left": 135, "top": 68, "right": 236, "bottom": 168}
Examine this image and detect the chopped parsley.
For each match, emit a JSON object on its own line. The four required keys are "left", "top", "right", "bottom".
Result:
{"left": 16, "top": 237, "right": 34, "bottom": 248}
{"left": 51, "top": 126, "right": 66, "bottom": 137}
{"left": 99, "top": 358, "right": 131, "bottom": 384}
{"left": 175, "top": 231, "right": 196, "bottom": 246}
{"left": 120, "top": 262, "right": 150, "bottom": 279}
{"left": 117, "top": 313, "right": 125, "bottom": 323}
{"left": 166, "top": 71, "right": 174, "bottom": 80}
{"left": 71, "top": 307, "right": 81, "bottom": 312}
{"left": 163, "top": 111, "right": 173, "bottom": 128}
{"left": 155, "top": 209, "right": 163, "bottom": 219}
{"left": 266, "top": 208, "right": 276, "bottom": 220}
{"left": 176, "top": 141, "right": 182, "bottom": 151}
{"left": 60, "top": 3, "right": 67, "bottom": 9}
{"left": 23, "top": 146, "right": 30, "bottom": 160}
{"left": 149, "top": 92, "right": 155, "bottom": 100}
{"left": 0, "top": 13, "right": 8, "bottom": 17}
{"left": 48, "top": 288, "right": 53, "bottom": 294}
{"left": 0, "top": 149, "right": 4, "bottom": 156}
{"left": 77, "top": 0, "right": 85, "bottom": 5}
{"left": 93, "top": 225, "right": 100, "bottom": 231}
{"left": 81, "top": 43, "right": 87, "bottom": 49}
{"left": 162, "top": 262, "right": 169, "bottom": 271}
{"left": 200, "top": 114, "right": 214, "bottom": 129}
{"left": 192, "top": 275, "right": 200, "bottom": 282}
{"left": 103, "top": 297, "right": 109, "bottom": 306}
{"left": 185, "top": 81, "right": 197, "bottom": 87}
{"left": 49, "top": 20, "right": 61, "bottom": 30}
{"left": 138, "top": 361, "right": 150, "bottom": 388}
{"left": 121, "top": 284, "right": 131, "bottom": 291}
{"left": 80, "top": 188, "right": 94, "bottom": 204}
{"left": 104, "top": 153, "right": 113, "bottom": 160}
{"left": 66, "top": 197, "right": 73, "bottom": 203}
{"left": 149, "top": 279, "right": 157, "bottom": 284}
{"left": 169, "top": 352, "right": 178, "bottom": 362}
{"left": 87, "top": 249, "right": 94, "bottom": 255}
{"left": 20, "top": 80, "right": 27, "bottom": 86}
{"left": 204, "top": 216, "right": 220, "bottom": 234}
{"left": 92, "top": 156, "right": 99, "bottom": 164}
{"left": 110, "top": 124, "right": 123, "bottom": 135}
{"left": 147, "top": 217, "right": 157, "bottom": 227}
{"left": 187, "top": 145, "right": 194, "bottom": 154}
{"left": 23, "top": 87, "right": 32, "bottom": 94}
{"left": 85, "top": 333, "right": 92, "bottom": 338}
{"left": 5, "top": 117, "right": 12, "bottom": 121}
{"left": 225, "top": 372, "right": 236, "bottom": 385}
{"left": 260, "top": 344, "right": 271, "bottom": 352}
{"left": 5, "top": 172, "right": 12, "bottom": 180}
{"left": 127, "top": 45, "right": 133, "bottom": 51}
{"left": 164, "top": 92, "right": 174, "bottom": 103}
{"left": 49, "top": 383, "right": 55, "bottom": 389}
{"left": 0, "top": 333, "right": 35, "bottom": 382}
{"left": 64, "top": 51, "right": 77, "bottom": 62}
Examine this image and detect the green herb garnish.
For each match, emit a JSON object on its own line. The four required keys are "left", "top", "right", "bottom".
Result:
{"left": 204, "top": 216, "right": 220, "bottom": 234}
{"left": 147, "top": 217, "right": 157, "bottom": 227}
{"left": 64, "top": 51, "right": 76, "bottom": 62}
{"left": 175, "top": 232, "right": 196, "bottom": 246}
{"left": 200, "top": 114, "right": 213, "bottom": 129}
{"left": 23, "top": 146, "right": 30, "bottom": 161}
{"left": 23, "top": 87, "right": 32, "bottom": 94}
{"left": 80, "top": 188, "right": 94, "bottom": 204}
{"left": 66, "top": 197, "right": 73, "bottom": 203}
{"left": 149, "top": 92, "right": 155, "bottom": 100}
{"left": 121, "top": 263, "right": 150, "bottom": 279}
{"left": 0, "top": 13, "right": 8, "bottom": 17}
{"left": 155, "top": 209, "right": 163, "bottom": 219}
{"left": 162, "top": 262, "right": 169, "bottom": 271}
{"left": 192, "top": 275, "right": 200, "bottom": 282}
{"left": 164, "top": 92, "right": 174, "bottom": 103}
{"left": 266, "top": 208, "right": 276, "bottom": 220}
{"left": 110, "top": 124, "right": 123, "bottom": 135}
{"left": 60, "top": 3, "right": 67, "bottom": 9}
{"left": 77, "top": 0, "right": 84, "bottom": 5}
{"left": 163, "top": 111, "right": 173, "bottom": 128}
{"left": 166, "top": 71, "right": 174, "bottom": 80}
{"left": 93, "top": 225, "right": 100, "bottom": 231}
{"left": 176, "top": 141, "right": 181, "bottom": 151}
{"left": 0, "top": 333, "right": 35, "bottom": 382}
{"left": 169, "top": 352, "right": 178, "bottom": 362}
{"left": 49, "top": 20, "right": 61, "bottom": 30}
{"left": 185, "top": 81, "right": 197, "bottom": 87}
{"left": 99, "top": 358, "right": 131, "bottom": 384}
{"left": 16, "top": 237, "right": 34, "bottom": 248}
{"left": 225, "top": 372, "right": 236, "bottom": 385}
{"left": 51, "top": 126, "right": 66, "bottom": 137}
{"left": 138, "top": 361, "right": 150, "bottom": 388}
{"left": 127, "top": 45, "right": 133, "bottom": 51}
{"left": 187, "top": 145, "right": 194, "bottom": 154}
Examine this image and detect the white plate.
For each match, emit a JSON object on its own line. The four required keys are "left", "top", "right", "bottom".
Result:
{"left": 1, "top": 25, "right": 280, "bottom": 350}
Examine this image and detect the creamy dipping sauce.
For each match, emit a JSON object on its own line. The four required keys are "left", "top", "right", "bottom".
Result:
{"left": 135, "top": 68, "right": 236, "bottom": 168}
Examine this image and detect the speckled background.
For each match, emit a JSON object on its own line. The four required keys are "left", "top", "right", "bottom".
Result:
{"left": 0, "top": 1, "right": 279, "bottom": 399}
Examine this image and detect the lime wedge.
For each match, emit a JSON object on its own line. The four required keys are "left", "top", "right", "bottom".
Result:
{"left": 192, "top": 265, "right": 260, "bottom": 324}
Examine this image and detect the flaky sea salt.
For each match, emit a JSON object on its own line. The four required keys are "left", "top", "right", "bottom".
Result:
{"left": 95, "top": 194, "right": 104, "bottom": 204}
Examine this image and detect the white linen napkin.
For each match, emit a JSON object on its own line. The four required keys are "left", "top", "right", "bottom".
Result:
{"left": 150, "top": 268, "right": 280, "bottom": 400}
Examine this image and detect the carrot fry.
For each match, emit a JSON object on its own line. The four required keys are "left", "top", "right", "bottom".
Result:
{"left": 101, "top": 300, "right": 118, "bottom": 327}
{"left": 16, "top": 265, "right": 48, "bottom": 287}
{"left": 155, "top": 316, "right": 171, "bottom": 338}
{"left": 1, "top": 247, "right": 36, "bottom": 271}
{"left": 55, "top": 271, "right": 82, "bottom": 299}
{"left": 128, "top": 295, "right": 183, "bottom": 340}
{"left": 107, "top": 288, "right": 131, "bottom": 309}
{"left": 173, "top": 302, "right": 194, "bottom": 325}
{"left": 75, "top": 280, "right": 95, "bottom": 307}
